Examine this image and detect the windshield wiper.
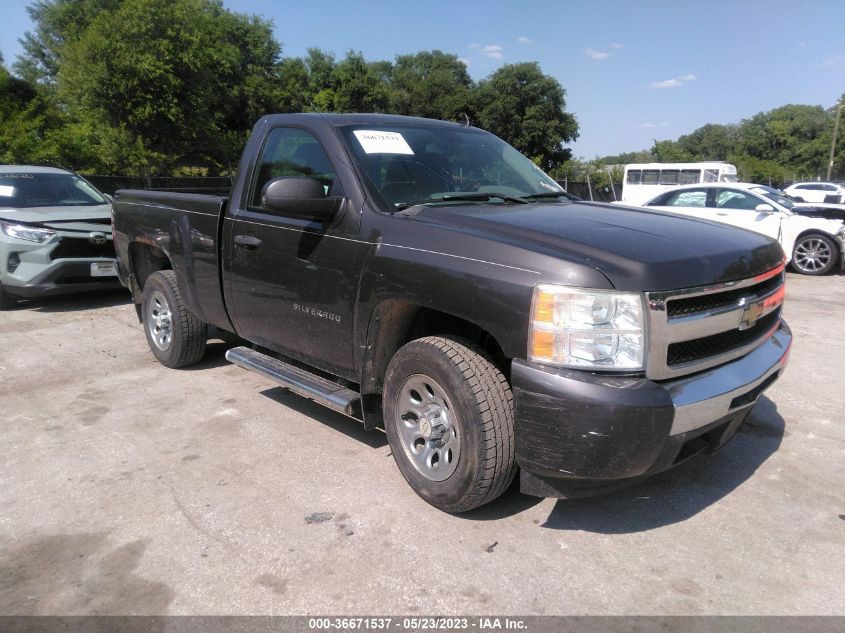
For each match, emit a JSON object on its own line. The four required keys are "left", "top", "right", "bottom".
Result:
{"left": 394, "top": 192, "right": 530, "bottom": 211}
{"left": 522, "top": 191, "right": 577, "bottom": 201}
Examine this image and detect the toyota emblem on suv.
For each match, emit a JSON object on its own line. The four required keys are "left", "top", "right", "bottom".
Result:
{"left": 89, "top": 232, "right": 107, "bottom": 245}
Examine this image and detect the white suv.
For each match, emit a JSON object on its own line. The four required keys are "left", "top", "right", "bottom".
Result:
{"left": 783, "top": 182, "right": 845, "bottom": 204}
{"left": 642, "top": 182, "right": 845, "bottom": 275}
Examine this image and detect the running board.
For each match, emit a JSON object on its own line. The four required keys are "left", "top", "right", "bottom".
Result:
{"left": 225, "top": 346, "right": 362, "bottom": 418}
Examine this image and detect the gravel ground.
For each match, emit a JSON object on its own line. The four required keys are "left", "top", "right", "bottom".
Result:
{"left": 0, "top": 271, "right": 843, "bottom": 615}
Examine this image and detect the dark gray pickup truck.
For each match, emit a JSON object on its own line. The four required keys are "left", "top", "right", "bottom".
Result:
{"left": 112, "top": 113, "right": 791, "bottom": 512}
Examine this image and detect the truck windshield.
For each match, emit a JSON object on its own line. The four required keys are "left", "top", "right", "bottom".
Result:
{"left": 339, "top": 124, "right": 566, "bottom": 210}
{"left": 0, "top": 173, "right": 107, "bottom": 208}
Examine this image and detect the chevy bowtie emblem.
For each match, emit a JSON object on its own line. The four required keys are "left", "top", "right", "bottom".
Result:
{"left": 738, "top": 297, "right": 765, "bottom": 330}
{"left": 89, "top": 232, "right": 107, "bottom": 245}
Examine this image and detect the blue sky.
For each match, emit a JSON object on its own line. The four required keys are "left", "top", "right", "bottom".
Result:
{"left": 2, "top": 0, "right": 844, "bottom": 158}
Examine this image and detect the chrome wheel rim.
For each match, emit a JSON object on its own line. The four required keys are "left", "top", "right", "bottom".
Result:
{"left": 147, "top": 290, "right": 173, "bottom": 351}
{"left": 395, "top": 373, "right": 461, "bottom": 481}
{"left": 794, "top": 237, "right": 832, "bottom": 272}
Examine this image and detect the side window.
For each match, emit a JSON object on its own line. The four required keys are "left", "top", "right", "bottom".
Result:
{"left": 250, "top": 127, "right": 340, "bottom": 208}
{"left": 660, "top": 189, "right": 707, "bottom": 207}
{"left": 679, "top": 169, "right": 701, "bottom": 184}
{"left": 626, "top": 170, "right": 642, "bottom": 184}
{"left": 716, "top": 189, "right": 760, "bottom": 210}
{"left": 641, "top": 169, "right": 659, "bottom": 185}
{"left": 659, "top": 170, "right": 679, "bottom": 185}
{"left": 703, "top": 169, "right": 719, "bottom": 183}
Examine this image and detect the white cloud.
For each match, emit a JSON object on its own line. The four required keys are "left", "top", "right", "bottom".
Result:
{"left": 479, "top": 44, "right": 504, "bottom": 60}
{"left": 458, "top": 57, "right": 471, "bottom": 68}
{"left": 517, "top": 36, "right": 533, "bottom": 45}
{"left": 650, "top": 78, "right": 682, "bottom": 88}
{"left": 640, "top": 122, "right": 671, "bottom": 128}
{"left": 821, "top": 55, "right": 845, "bottom": 67}
{"left": 649, "top": 74, "right": 696, "bottom": 88}
{"left": 611, "top": 43, "right": 624, "bottom": 49}
{"left": 584, "top": 48, "right": 610, "bottom": 60}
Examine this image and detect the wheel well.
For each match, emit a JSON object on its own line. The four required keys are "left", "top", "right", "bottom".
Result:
{"left": 128, "top": 242, "right": 172, "bottom": 299}
{"left": 363, "top": 301, "right": 508, "bottom": 396}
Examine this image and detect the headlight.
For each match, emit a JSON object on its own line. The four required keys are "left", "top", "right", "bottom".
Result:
{"left": 529, "top": 284, "right": 646, "bottom": 371}
{"left": 0, "top": 221, "right": 56, "bottom": 243}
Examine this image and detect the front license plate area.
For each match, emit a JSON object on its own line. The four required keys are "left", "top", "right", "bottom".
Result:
{"left": 90, "top": 261, "right": 118, "bottom": 277}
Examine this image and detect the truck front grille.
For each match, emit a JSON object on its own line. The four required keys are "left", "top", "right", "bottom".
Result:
{"left": 50, "top": 237, "right": 115, "bottom": 260}
{"left": 645, "top": 264, "right": 785, "bottom": 380}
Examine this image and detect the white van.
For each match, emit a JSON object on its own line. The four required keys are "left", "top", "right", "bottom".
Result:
{"left": 622, "top": 162, "right": 738, "bottom": 205}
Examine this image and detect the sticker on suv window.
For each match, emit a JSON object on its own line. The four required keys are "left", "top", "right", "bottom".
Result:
{"left": 353, "top": 130, "right": 414, "bottom": 155}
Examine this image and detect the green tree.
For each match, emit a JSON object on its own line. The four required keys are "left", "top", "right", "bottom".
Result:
{"left": 675, "top": 123, "right": 739, "bottom": 161}
{"left": 56, "top": 0, "right": 283, "bottom": 173}
{"left": 329, "top": 51, "right": 390, "bottom": 113}
{"left": 474, "top": 62, "right": 578, "bottom": 170}
{"left": 14, "top": 0, "right": 121, "bottom": 85}
{"left": 737, "top": 104, "right": 832, "bottom": 175}
{"left": 389, "top": 50, "right": 472, "bottom": 121}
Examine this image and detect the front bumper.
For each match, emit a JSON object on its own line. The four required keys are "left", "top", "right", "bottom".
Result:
{"left": 1, "top": 233, "right": 120, "bottom": 299}
{"left": 513, "top": 320, "right": 792, "bottom": 498}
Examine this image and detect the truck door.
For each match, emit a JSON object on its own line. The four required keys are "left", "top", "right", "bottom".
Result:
{"left": 223, "top": 126, "right": 360, "bottom": 380}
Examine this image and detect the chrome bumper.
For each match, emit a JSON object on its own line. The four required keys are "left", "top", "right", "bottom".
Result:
{"left": 666, "top": 321, "right": 791, "bottom": 435}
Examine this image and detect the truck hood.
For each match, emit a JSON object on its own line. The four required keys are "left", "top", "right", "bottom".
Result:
{"left": 0, "top": 203, "right": 112, "bottom": 228}
{"left": 406, "top": 201, "right": 785, "bottom": 291}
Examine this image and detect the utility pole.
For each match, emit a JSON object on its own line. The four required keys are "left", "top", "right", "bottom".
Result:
{"left": 827, "top": 99, "right": 842, "bottom": 181}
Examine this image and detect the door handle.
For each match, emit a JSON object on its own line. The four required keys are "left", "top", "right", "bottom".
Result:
{"left": 234, "top": 234, "right": 262, "bottom": 250}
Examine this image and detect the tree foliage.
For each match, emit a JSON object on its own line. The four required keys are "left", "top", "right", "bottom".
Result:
{"left": 599, "top": 103, "right": 845, "bottom": 183}
{"left": 475, "top": 63, "right": 578, "bottom": 169}
{"left": 4, "top": 0, "right": 580, "bottom": 174}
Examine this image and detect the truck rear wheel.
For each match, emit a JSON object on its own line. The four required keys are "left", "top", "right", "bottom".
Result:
{"left": 383, "top": 336, "right": 516, "bottom": 513}
{"left": 141, "top": 270, "right": 207, "bottom": 368}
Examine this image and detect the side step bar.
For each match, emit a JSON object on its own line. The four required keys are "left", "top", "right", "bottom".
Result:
{"left": 225, "top": 346, "right": 362, "bottom": 418}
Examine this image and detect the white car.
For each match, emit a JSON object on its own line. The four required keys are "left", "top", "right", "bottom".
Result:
{"left": 783, "top": 182, "right": 845, "bottom": 204}
{"left": 642, "top": 182, "right": 845, "bottom": 275}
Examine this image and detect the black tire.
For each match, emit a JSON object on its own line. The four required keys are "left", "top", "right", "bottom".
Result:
{"left": 791, "top": 233, "right": 839, "bottom": 276}
{"left": 141, "top": 270, "right": 207, "bottom": 368}
{"left": 0, "top": 284, "right": 15, "bottom": 310}
{"left": 383, "top": 336, "right": 516, "bottom": 513}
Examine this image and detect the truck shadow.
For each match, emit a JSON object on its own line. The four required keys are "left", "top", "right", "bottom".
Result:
{"left": 538, "top": 396, "right": 785, "bottom": 532}
{"left": 7, "top": 288, "right": 131, "bottom": 313}
{"left": 258, "top": 386, "right": 388, "bottom": 449}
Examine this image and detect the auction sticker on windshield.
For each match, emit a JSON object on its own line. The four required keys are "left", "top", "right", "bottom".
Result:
{"left": 353, "top": 130, "right": 414, "bottom": 155}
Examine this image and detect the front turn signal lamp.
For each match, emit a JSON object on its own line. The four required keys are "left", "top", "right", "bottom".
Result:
{"left": 529, "top": 285, "right": 646, "bottom": 371}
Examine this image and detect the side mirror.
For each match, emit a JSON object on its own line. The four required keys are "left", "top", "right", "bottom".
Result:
{"left": 755, "top": 203, "right": 775, "bottom": 213}
{"left": 261, "top": 176, "right": 342, "bottom": 223}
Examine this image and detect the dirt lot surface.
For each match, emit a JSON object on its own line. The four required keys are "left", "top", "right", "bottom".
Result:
{"left": 1, "top": 272, "right": 843, "bottom": 615}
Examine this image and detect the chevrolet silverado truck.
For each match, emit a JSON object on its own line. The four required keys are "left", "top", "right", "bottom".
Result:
{"left": 0, "top": 165, "right": 119, "bottom": 309}
{"left": 112, "top": 114, "right": 792, "bottom": 512}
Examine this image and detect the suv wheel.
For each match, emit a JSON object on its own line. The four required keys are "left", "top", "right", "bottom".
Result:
{"left": 383, "top": 336, "right": 516, "bottom": 513}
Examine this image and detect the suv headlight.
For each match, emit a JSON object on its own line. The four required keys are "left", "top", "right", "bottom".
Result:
{"left": 1, "top": 221, "right": 56, "bottom": 243}
{"left": 529, "top": 284, "right": 646, "bottom": 371}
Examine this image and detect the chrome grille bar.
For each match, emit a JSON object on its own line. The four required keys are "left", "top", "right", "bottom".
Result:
{"left": 645, "top": 264, "right": 785, "bottom": 380}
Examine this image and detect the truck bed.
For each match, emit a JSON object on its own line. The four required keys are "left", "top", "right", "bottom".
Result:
{"left": 112, "top": 189, "right": 233, "bottom": 332}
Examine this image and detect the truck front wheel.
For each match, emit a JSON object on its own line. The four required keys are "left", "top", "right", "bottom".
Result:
{"left": 141, "top": 270, "right": 207, "bottom": 368}
{"left": 383, "top": 336, "right": 516, "bottom": 513}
